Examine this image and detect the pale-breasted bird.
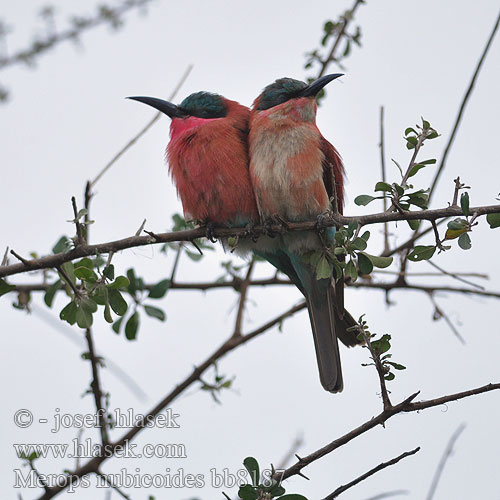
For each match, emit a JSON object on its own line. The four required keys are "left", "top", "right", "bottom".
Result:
{"left": 249, "top": 74, "right": 361, "bottom": 393}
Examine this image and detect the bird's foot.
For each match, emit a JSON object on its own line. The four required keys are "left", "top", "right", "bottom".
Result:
{"left": 244, "top": 221, "right": 259, "bottom": 243}
{"left": 262, "top": 215, "right": 288, "bottom": 237}
{"left": 316, "top": 211, "right": 333, "bottom": 232}
{"left": 204, "top": 222, "right": 218, "bottom": 243}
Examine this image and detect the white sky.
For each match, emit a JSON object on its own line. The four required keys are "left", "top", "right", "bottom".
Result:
{"left": 1, "top": 1, "right": 500, "bottom": 499}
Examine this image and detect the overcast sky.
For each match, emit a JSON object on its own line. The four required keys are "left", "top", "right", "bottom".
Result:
{"left": 1, "top": 1, "right": 500, "bottom": 499}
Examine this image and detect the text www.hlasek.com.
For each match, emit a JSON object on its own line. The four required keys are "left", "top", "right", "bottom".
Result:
{"left": 13, "top": 439, "right": 187, "bottom": 460}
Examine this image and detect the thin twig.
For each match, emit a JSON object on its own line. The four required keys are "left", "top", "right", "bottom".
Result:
{"left": 323, "top": 447, "right": 420, "bottom": 499}
{"left": 379, "top": 106, "right": 390, "bottom": 253}
{"left": 84, "top": 328, "right": 110, "bottom": 445}
{"left": 316, "top": 0, "right": 365, "bottom": 77}
{"left": 428, "top": 10, "right": 500, "bottom": 202}
{"left": 90, "top": 64, "right": 193, "bottom": 187}
{"left": 233, "top": 259, "right": 255, "bottom": 337}
{"left": 428, "top": 293, "right": 466, "bottom": 344}
{"left": 71, "top": 196, "right": 84, "bottom": 245}
{"left": 426, "top": 260, "right": 484, "bottom": 290}
{"left": 426, "top": 424, "right": 466, "bottom": 500}
{"left": 56, "top": 265, "right": 79, "bottom": 297}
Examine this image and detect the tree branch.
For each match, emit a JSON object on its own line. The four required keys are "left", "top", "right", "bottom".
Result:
{"left": 2, "top": 203, "right": 500, "bottom": 279}
{"left": 275, "top": 383, "right": 500, "bottom": 482}
{"left": 323, "top": 447, "right": 420, "bottom": 499}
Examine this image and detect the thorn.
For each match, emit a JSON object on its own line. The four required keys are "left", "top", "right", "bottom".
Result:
{"left": 297, "top": 470, "right": 310, "bottom": 481}
{"left": 10, "top": 249, "right": 32, "bottom": 267}
{"left": 144, "top": 230, "right": 160, "bottom": 241}
{"left": 295, "top": 453, "right": 303, "bottom": 462}
{"left": 191, "top": 240, "right": 203, "bottom": 255}
{"left": 135, "top": 218, "right": 146, "bottom": 236}
{"left": 1, "top": 246, "right": 9, "bottom": 266}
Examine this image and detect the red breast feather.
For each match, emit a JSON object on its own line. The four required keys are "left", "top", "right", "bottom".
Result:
{"left": 167, "top": 100, "right": 258, "bottom": 225}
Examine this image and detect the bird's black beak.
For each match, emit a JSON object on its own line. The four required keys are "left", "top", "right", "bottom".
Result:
{"left": 298, "top": 73, "right": 343, "bottom": 97}
{"left": 126, "top": 96, "right": 187, "bottom": 118}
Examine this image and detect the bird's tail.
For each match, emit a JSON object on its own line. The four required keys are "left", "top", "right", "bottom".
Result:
{"left": 288, "top": 254, "right": 343, "bottom": 393}
{"left": 306, "top": 282, "right": 343, "bottom": 392}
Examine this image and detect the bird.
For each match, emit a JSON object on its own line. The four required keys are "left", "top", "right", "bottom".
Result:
{"left": 249, "top": 74, "right": 362, "bottom": 393}
{"left": 127, "top": 91, "right": 259, "bottom": 253}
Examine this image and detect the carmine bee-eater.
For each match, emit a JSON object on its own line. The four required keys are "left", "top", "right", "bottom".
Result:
{"left": 127, "top": 92, "right": 259, "bottom": 251}
{"left": 249, "top": 74, "right": 361, "bottom": 393}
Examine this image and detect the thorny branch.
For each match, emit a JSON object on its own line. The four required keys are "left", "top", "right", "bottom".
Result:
{"left": 2, "top": 202, "right": 500, "bottom": 279}
{"left": 274, "top": 383, "right": 500, "bottom": 483}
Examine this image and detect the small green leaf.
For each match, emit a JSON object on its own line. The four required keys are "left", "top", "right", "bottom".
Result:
{"left": 350, "top": 237, "right": 367, "bottom": 251}
{"left": 360, "top": 253, "right": 393, "bottom": 268}
{"left": 458, "top": 232, "right": 472, "bottom": 250}
{"left": 372, "top": 334, "right": 391, "bottom": 354}
{"left": 316, "top": 256, "right": 332, "bottom": 280}
{"left": 144, "top": 305, "right": 166, "bottom": 322}
{"left": 185, "top": 250, "right": 203, "bottom": 261}
{"left": 103, "top": 264, "right": 115, "bottom": 280}
{"left": 125, "top": 311, "right": 139, "bottom": 340}
{"left": 460, "top": 192, "right": 470, "bottom": 216}
{"left": 104, "top": 301, "right": 113, "bottom": 323}
{"left": 407, "top": 219, "right": 421, "bottom": 231}
{"left": 360, "top": 230, "right": 370, "bottom": 241}
{"left": 408, "top": 163, "right": 427, "bottom": 178}
{"left": 0, "top": 278, "right": 16, "bottom": 297}
{"left": 354, "top": 195, "right": 376, "bottom": 206}
{"left": 392, "top": 183, "right": 404, "bottom": 196}
{"left": 487, "top": 213, "right": 500, "bottom": 229}
{"left": 375, "top": 181, "right": 392, "bottom": 192}
{"left": 112, "top": 316, "right": 124, "bottom": 334}
{"left": 238, "top": 484, "right": 258, "bottom": 500}
{"left": 405, "top": 127, "right": 416, "bottom": 136}
{"left": 52, "top": 236, "right": 70, "bottom": 254}
{"left": 407, "top": 245, "right": 436, "bottom": 261}
{"left": 80, "top": 296, "right": 98, "bottom": 313}
{"left": 243, "top": 457, "right": 260, "bottom": 487}
{"left": 384, "top": 372, "right": 396, "bottom": 381}
{"left": 357, "top": 252, "right": 373, "bottom": 274}
{"left": 60, "top": 301, "right": 77, "bottom": 325}
{"left": 74, "top": 266, "right": 97, "bottom": 282}
{"left": 148, "top": 279, "right": 171, "bottom": 299}
{"left": 386, "top": 361, "right": 406, "bottom": 370}
{"left": 345, "top": 259, "right": 358, "bottom": 282}
{"left": 108, "top": 289, "right": 128, "bottom": 316}
{"left": 77, "top": 257, "right": 94, "bottom": 270}
{"left": 108, "top": 276, "right": 130, "bottom": 290}
{"left": 76, "top": 305, "right": 93, "bottom": 328}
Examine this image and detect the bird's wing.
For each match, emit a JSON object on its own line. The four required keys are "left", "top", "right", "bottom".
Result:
{"left": 320, "top": 136, "right": 345, "bottom": 213}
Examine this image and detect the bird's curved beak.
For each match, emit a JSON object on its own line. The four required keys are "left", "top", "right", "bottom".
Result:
{"left": 126, "top": 96, "right": 187, "bottom": 118}
{"left": 298, "top": 73, "right": 343, "bottom": 97}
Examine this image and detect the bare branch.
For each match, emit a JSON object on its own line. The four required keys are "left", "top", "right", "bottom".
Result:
{"left": 323, "top": 447, "right": 420, "bottom": 499}
{"left": 275, "top": 383, "right": 500, "bottom": 482}
{"left": 428, "top": 10, "right": 500, "bottom": 202}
